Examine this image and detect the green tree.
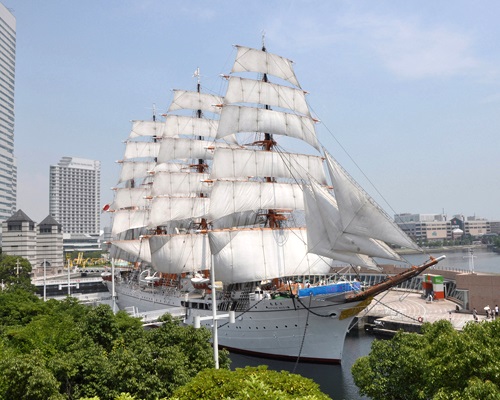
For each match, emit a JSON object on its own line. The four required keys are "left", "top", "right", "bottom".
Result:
{"left": 169, "top": 365, "right": 331, "bottom": 400}
{"left": 352, "top": 320, "right": 500, "bottom": 399}
{"left": 0, "top": 254, "right": 33, "bottom": 290}
{"left": 0, "top": 289, "right": 231, "bottom": 400}
{"left": 0, "top": 287, "right": 44, "bottom": 326}
{"left": 0, "top": 349, "right": 64, "bottom": 400}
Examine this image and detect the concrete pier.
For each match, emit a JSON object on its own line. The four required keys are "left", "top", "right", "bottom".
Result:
{"left": 356, "top": 289, "right": 489, "bottom": 335}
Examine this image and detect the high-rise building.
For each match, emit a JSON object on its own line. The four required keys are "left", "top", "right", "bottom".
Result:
{"left": 0, "top": 4, "right": 17, "bottom": 222}
{"left": 49, "top": 157, "right": 101, "bottom": 235}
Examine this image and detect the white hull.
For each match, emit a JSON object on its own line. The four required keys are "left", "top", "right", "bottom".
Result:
{"left": 108, "top": 282, "right": 184, "bottom": 313}
{"left": 107, "top": 281, "right": 368, "bottom": 364}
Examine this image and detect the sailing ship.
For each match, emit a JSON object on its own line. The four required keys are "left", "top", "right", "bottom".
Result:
{"left": 104, "top": 43, "right": 444, "bottom": 364}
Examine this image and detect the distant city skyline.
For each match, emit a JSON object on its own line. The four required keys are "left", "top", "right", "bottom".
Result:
{"left": 4, "top": 1, "right": 500, "bottom": 224}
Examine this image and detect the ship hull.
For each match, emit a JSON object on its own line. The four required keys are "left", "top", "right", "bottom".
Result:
{"left": 108, "top": 281, "right": 369, "bottom": 364}
{"left": 108, "top": 282, "right": 184, "bottom": 313}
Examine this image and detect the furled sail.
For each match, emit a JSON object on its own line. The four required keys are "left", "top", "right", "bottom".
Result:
{"left": 209, "top": 228, "right": 332, "bottom": 284}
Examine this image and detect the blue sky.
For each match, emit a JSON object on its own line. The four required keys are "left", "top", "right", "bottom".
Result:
{"left": 6, "top": 0, "right": 500, "bottom": 226}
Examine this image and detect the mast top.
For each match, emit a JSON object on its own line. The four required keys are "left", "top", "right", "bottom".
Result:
{"left": 193, "top": 67, "right": 201, "bottom": 90}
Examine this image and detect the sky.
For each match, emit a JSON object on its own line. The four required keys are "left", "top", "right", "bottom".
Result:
{"left": 5, "top": 0, "right": 500, "bottom": 227}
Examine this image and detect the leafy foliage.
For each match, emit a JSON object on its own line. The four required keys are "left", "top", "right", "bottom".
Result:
{"left": 0, "top": 288, "right": 230, "bottom": 400}
{"left": 352, "top": 319, "right": 500, "bottom": 399}
{"left": 0, "top": 254, "right": 33, "bottom": 290}
{"left": 169, "top": 365, "right": 331, "bottom": 400}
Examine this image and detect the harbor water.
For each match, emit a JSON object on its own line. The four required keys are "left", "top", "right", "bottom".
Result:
{"left": 229, "top": 330, "right": 372, "bottom": 400}
{"left": 231, "top": 248, "right": 500, "bottom": 399}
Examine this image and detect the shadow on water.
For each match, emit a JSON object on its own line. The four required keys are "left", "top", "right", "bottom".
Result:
{"left": 229, "top": 329, "right": 375, "bottom": 400}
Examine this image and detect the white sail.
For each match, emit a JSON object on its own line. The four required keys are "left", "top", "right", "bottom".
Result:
{"left": 217, "top": 105, "right": 319, "bottom": 151}
{"left": 149, "top": 233, "right": 210, "bottom": 274}
{"left": 157, "top": 137, "right": 229, "bottom": 162}
{"left": 158, "top": 137, "right": 211, "bottom": 162}
{"left": 112, "top": 187, "right": 152, "bottom": 210}
{"left": 232, "top": 45, "right": 301, "bottom": 88}
{"left": 325, "top": 151, "right": 421, "bottom": 251}
{"left": 225, "top": 77, "right": 310, "bottom": 116}
{"left": 129, "top": 120, "right": 166, "bottom": 139}
{"left": 117, "top": 161, "right": 157, "bottom": 184}
{"left": 112, "top": 238, "right": 152, "bottom": 263}
{"left": 124, "top": 141, "right": 160, "bottom": 160}
{"left": 149, "top": 197, "right": 210, "bottom": 227}
{"left": 211, "top": 210, "right": 263, "bottom": 229}
{"left": 152, "top": 162, "right": 188, "bottom": 173}
{"left": 168, "top": 90, "right": 223, "bottom": 114}
{"left": 304, "top": 182, "right": 400, "bottom": 267}
{"left": 112, "top": 209, "right": 149, "bottom": 235}
{"left": 209, "top": 228, "right": 332, "bottom": 284}
{"left": 207, "top": 181, "right": 304, "bottom": 222}
{"left": 162, "top": 115, "right": 219, "bottom": 139}
{"left": 152, "top": 172, "right": 211, "bottom": 196}
{"left": 211, "top": 147, "right": 326, "bottom": 184}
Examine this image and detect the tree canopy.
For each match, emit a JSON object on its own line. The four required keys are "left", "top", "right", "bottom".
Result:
{"left": 0, "top": 288, "right": 230, "bottom": 400}
{"left": 169, "top": 365, "right": 331, "bottom": 400}
{"left": 352, "top": 319, "right": 500, "bottom": 400}
{"left": 0, "top": 254, "right": 33, "bottom": 290}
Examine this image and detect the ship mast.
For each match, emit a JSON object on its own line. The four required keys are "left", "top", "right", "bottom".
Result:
{"left": 256, "top": 40, "right": 284, "bottom": 229}
{"left": 193, "top": 68, "right": 208, "bottom": 231}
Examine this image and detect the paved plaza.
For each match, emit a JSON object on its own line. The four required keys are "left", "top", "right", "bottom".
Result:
{"left": 360, "top": 290, "right": 491, "bottom": 331}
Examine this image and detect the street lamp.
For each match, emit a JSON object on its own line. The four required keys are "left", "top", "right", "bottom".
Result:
{"left": 192, "top": 258, "right": 235, "bottom": 369}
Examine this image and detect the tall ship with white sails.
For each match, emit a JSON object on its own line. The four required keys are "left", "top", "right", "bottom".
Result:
{"left": 104, "top": 42, "right": 444, "bottom": 364}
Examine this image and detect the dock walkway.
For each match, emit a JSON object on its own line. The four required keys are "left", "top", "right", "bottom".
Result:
{"left": 358, "top": 289, "right": 488, "bottom": 334}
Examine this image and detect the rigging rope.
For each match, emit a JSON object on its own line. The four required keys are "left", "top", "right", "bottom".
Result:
{"left": 293, "top": 294, "right": 312, "bottom": 373}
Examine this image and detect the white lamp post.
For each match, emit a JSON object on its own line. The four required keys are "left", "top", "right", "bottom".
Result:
{"left": 193, "top": 256, "right": 235, "bottom": 369}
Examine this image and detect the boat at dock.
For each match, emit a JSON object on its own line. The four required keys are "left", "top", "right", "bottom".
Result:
{"left": 104, "top": 42, "right": 444, "bottom": 364}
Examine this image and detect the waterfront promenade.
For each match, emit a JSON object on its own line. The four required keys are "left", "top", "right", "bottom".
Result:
{"left": 359, "top": 289, "right": 483, "bottom": 332}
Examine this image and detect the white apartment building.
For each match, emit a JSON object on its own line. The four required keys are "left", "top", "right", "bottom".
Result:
{"left": 49, "top": 157, "right": 100, "bottom": 235}
{"left": 0, "top": 4, "right": 17, "bottom": 222}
